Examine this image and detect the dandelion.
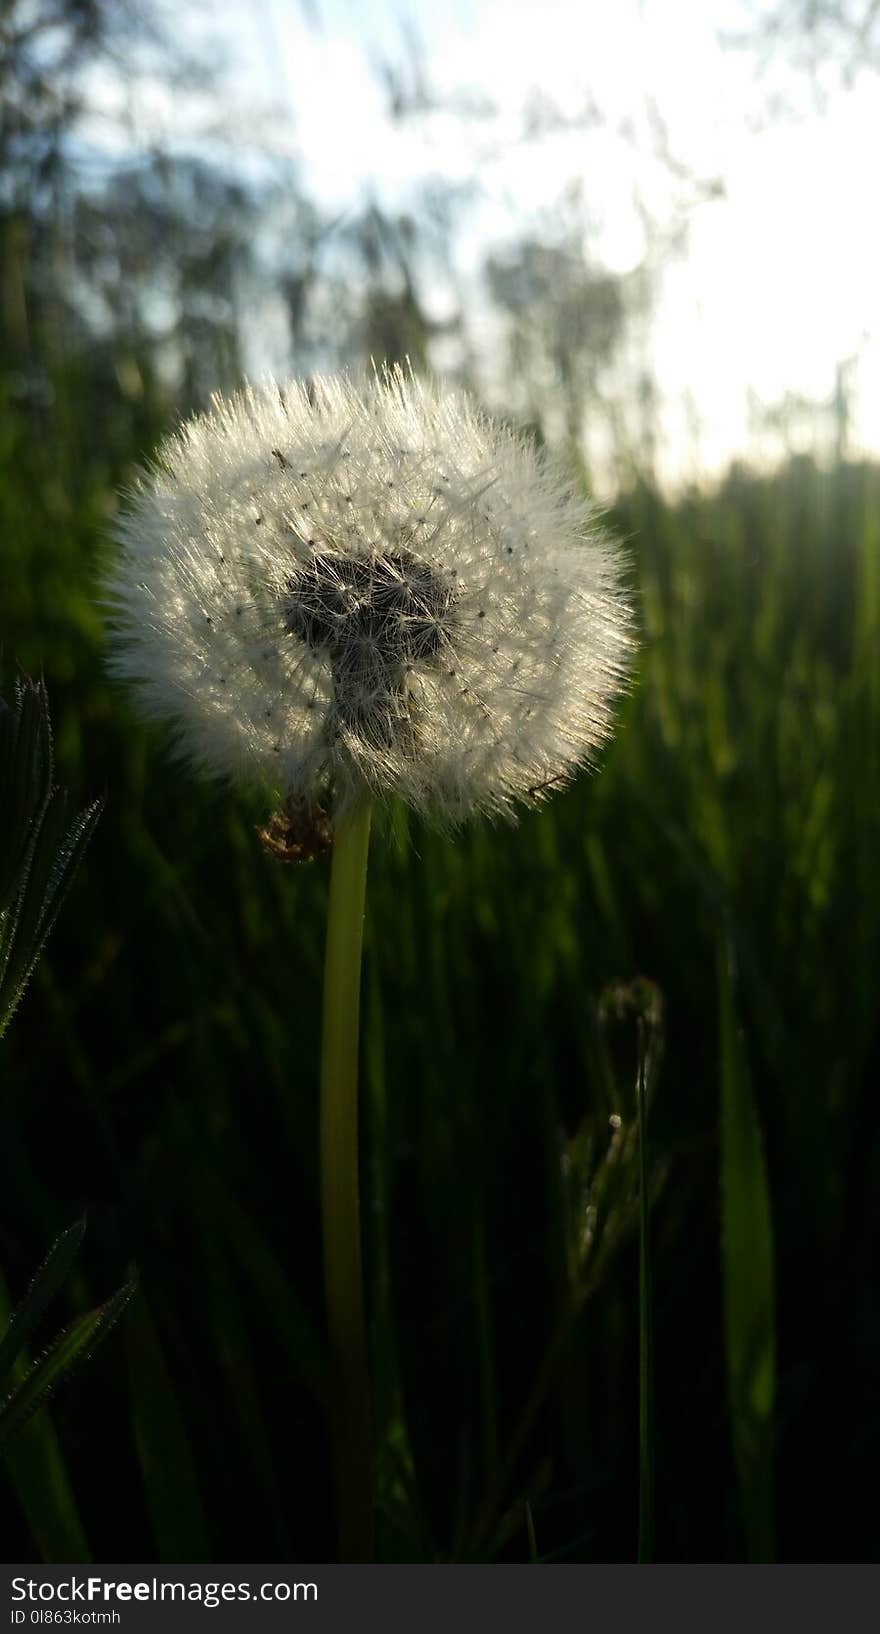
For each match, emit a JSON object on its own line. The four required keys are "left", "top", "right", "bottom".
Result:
{"left": 106, "top": 367, "right": 631, "bottom": 826}
{"left": 105, "top": 366, "right": 634, "bottom": 1561}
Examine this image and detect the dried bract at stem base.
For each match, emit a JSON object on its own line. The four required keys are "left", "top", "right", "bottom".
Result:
{"left": 256, "top": 795, "right": 333, "bottom": 864}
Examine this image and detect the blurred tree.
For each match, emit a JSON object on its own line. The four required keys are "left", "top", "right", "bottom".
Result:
{"left": 1, "top": 1, "right": 132, "bottom": 196}
{"left": 747, "top": 356, "right": 860, "bottom": 468}
{"left": 724, "top": 0, "right": 880, "bottom": 111}
{"left": 486, "top": 236, "right": 626, "bottom": 447}
{"left": 340, "top": 202, "right": 464, "bottom": 374}
{"left": 368, "top": 21, "right": 726, "bottom": 475}
{"left": 69, "top": 155, "right": 261, "bottom": 407}
{"left": 0, "top": 0, "right": 233, "bottom": 387}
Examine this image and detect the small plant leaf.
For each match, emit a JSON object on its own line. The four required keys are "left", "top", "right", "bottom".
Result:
{"left": 0, "top": 1218, "right": 87, "bottom": 1383}
{"left": 0, "top": 674, "right": 53, "bottom": 913}
{"left": 0, "top": 1278, "right": 138, "bottom": 1449}
{"left": 0, "top": 1263, "right": 91, "bottom": 1563}
{"left": 0, "top": 670, "right": 103, "bottom": 1040}
{"left": 0, "top": 790, "right": 103, "bottom": 1040}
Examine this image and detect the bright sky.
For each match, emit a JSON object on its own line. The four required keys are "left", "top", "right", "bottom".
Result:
{"left": 95, "top": 0, "right": 880, "bottom": 486}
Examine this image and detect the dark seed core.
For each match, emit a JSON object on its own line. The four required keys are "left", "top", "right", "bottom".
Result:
{"left": 284, "top": 548, "right": 455, "bottom": 665}
{"left": 283, "top": 547, "right": 457, "bottom": 741}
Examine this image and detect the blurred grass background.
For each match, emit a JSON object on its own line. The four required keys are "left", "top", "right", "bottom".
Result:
{"left": 2, "top": 0, "right": 879, "bottom": 1565}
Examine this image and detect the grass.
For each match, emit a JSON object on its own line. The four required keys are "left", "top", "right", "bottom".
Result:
{"left": 1, "top": 346, "right": 879, "bottom": 1560}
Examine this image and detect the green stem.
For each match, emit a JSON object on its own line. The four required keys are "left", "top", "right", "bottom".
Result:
{"left": 320, "top": 798, "right": 373, "bottom": 1561}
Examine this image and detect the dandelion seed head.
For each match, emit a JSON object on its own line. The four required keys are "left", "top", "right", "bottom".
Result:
{"left": 105, "top": 367, "right": 633, "bottom": 823}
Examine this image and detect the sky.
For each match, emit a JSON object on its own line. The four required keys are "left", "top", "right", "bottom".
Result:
{"left": 89, "top": 0, "right": 879, "bottom": 486}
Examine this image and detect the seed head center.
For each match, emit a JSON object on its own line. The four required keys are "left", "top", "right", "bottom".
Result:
{"left": 284, "top": 548, "right": 455, "bottom": 679}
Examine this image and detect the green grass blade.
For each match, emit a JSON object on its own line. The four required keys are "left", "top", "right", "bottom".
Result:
{"left": 124, "top": 1289, "right": 211, "bottom": 1561}
{"left": 195, "top": 1214, "right": 291, "bottom": 1557}
{"left": 0, "top": 1219, "right": 87, "bottom": 1382}
{"left": 207, "top": 1176, "right": 326, "bottom": 1404}
{"left": 636, "top": 1022, "right": 654, "bottom": 1563}
{"left": 0, "top": 1265, "right": 90, "bottom": 1563}
{"left": 718, "top": 932, "right": 776, "bottom": 1561}
{"left": 524, "top": 1498, "right": 539, "bottom": 1563}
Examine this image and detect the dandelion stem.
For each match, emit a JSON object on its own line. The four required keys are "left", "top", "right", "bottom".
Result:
{"left": 320, "top": 798, "right": 373, "bottom": 1561}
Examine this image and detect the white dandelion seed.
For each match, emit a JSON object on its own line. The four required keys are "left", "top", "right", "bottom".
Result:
{"left": 105, "top": 367, "right": 633, "bottom": 824}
